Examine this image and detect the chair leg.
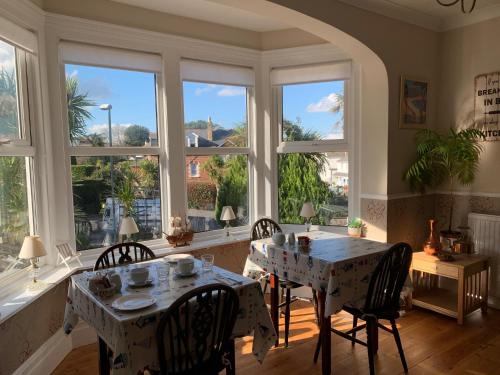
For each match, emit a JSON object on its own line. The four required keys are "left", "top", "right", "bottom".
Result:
{"left": 284, "top": 287, "right": 291, "bottom": 348}
{"left": 391, "top": 319, "right": 408, "bottom": 373}
{"left": 352, "top": 316, "right": 358, "bottom": 347}
{"left": 366, "top": 318, "right": 376, "bottom": 375}
{"left": 313, "top": 328, "right": 321, "bottom": 363}
{"left": 225, "top": 339, "right": 236, "bottom": 375}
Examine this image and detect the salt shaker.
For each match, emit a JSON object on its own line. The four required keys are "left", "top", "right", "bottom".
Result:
{"left": 288, "top": 232, "right": 296, "bottom": 246}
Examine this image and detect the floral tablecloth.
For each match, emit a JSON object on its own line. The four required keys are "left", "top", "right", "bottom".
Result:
{"left": 244, "top": 231, "right": 391, "bottom": 317}
{"left": 64, "top": 259, "right": 276, "bottom": 375}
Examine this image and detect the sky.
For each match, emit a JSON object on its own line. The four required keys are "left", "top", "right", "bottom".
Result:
{"left": 64, "top": 64, "right": 344, "bottom": 141}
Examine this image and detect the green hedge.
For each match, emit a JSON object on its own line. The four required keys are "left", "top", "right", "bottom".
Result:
{"left": 187, "top": 182, "right": 216, "bottom": 210}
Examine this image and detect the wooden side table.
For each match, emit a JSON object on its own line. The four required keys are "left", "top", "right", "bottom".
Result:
{"left": 409, "top": 252, "right": 489, "bottom": 325}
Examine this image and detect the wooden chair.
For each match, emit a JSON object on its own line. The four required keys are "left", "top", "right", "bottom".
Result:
{"left": 314, "top": 242, "right": 413, "bottom": 375}
{"left": 251, "top": 218, "right": 319, "bottom": 347}
{"left": 93, "top": 242, "right": 156, "bottom": 271}
{"left": 156, "top": 284, "right": 239, "bottom": 375}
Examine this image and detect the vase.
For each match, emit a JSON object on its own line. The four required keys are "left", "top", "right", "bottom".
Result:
{"left": 423, "top": 219, "right": 441, "bottom": 255}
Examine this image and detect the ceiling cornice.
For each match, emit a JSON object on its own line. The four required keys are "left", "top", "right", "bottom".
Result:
{"left": 340, "top": 0, "right": 500, "bottom": 32}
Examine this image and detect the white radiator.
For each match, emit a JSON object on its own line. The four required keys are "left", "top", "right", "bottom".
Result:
{"left": 469, "top": 213, "right": 500, "bottom": 309}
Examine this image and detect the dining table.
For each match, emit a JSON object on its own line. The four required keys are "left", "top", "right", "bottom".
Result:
{"left": 243, "top": 231, "right": 392, "bottom": 375}
{"left": 63, "top": 258, "right": 277, "bottom": 375}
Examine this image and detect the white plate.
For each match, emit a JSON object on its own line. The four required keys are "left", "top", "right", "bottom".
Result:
{"left": 128, "top": 279, "right": 153, "bottom": 288}
{"left": 112, "top": 293, "right": 156, "bottom": 311}
{"left": 174, "top": 267, "right": 199, "bottom": 277}
{"left": 164, "top": 253, "right": 193, "bottom": 264}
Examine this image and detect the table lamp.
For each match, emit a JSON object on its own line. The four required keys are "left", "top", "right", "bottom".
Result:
{"left": 300, "top": 202, "right": 316, "bottom": 232}
{"left": 19, "top": 235, "right": 47, "bottom": 283}
{"left": 220, "top": 206, "right": 236, "bottom": 237}
{"left": 119, "top": 216, "right": 139, "bottom": 242}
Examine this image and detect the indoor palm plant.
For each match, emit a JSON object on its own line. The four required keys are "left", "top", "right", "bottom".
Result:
{"left": 404, "top": 128, "right": 484, "bottom": 237}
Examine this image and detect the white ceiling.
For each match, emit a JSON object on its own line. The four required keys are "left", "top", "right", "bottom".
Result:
{"left": 111, "top": 0, "right": 290, "bottom": 32}
{"left": 343, "top": 0, "right": 500, "bottom": 31}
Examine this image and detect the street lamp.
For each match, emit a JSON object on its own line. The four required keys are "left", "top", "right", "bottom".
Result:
{"left": 100, "top": 104, "right": 116, "bottom": 242}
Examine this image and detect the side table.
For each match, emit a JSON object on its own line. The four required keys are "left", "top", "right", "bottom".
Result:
{"left": 409, "top": 251, "right": 489, "bottom": 325}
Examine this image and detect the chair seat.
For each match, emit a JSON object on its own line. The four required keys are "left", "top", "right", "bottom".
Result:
{"left": 343, "top": 303, "right": 400, "bottom": 321}
{"left": 262, "top": 274, "right": 303, "bottom": 289}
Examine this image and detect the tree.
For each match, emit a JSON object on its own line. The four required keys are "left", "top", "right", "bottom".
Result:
{"left": 86, "top": 133, "right": 105, "bottom": 147}
{"left": 124, "top": 125, "right": 149, "bottom": 146}
{"left": 66, "top": 76, "right": 94, "bottom": 144}
{"left": 0, "top": 68, "right": 18, "bottom": 138}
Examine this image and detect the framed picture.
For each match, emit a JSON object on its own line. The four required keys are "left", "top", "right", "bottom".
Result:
{"left": 399, "top": 76, "right": 429, "bottom": 129}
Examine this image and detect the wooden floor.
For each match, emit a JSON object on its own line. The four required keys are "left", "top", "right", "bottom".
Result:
{"left": 53, "top": 302, "right": 500, "bottom": 375}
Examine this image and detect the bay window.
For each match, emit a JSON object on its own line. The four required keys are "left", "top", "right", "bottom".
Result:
{"left": 61, "top": 43, "right": 164, "bottom": 250}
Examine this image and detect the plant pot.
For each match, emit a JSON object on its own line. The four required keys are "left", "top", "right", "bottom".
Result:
{"left": 348, "top": 227, "right": 362, "bottom": 237}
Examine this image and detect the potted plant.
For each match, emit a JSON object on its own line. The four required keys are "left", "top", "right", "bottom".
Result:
{"left": 347, "top": 217, "right": 363, "bottom": 237}
{"left": 404, "top": 128, "right": 484, "bottom": 239}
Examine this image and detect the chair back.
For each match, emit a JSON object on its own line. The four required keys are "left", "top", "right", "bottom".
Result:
{"left": 364, "top": 242, "right": 413, "bottom": 314}
{"left": 251, "top": 218, "right": 281, "bottom": 241}
{"left": 93, "top": 242, "right": 156, "bottom": 270}
{"left": 156, "top": 284, "right": 239, "bottom": 375}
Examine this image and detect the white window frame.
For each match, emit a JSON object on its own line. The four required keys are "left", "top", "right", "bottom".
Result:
{"left": 271, "top": 61, "right": 358, "bottom": 233}
{"left": 59, "top": 43, "right": 166, "bottom": 252}
{"left": 180, "top": 60, "right": 255, "bottom": 240}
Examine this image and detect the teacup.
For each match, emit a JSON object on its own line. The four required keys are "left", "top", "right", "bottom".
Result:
{"left": 177, "top": 258, "right": 195, "bottom": 275}
{"left": 130, "top": 267, "right": 149, "bottom": 283}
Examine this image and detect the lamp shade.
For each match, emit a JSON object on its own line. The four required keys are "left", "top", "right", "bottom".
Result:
{"left": 19, "top": 235, "right": 47, "bottom": 259}
{"left": 300, "top": 202, "right": 316, "bottom": 218}
{"left": 220, "top": 206, "right": 236, "bottom": 221}
{"left": 119, "top": 216, "right": 139, "bottom": 235}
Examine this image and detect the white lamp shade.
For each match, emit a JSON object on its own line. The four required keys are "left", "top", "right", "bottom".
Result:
{"left": 220, "top": 206, "right": 236, "bottom": 221}
{"left": 19, "top": 235, "right": 47, "bottom": 259}
{"left": 119, "top": 216, "right": 139, "bottom": 235}
{"left": 300, "top": 202, "right": 316, "bottom": 218}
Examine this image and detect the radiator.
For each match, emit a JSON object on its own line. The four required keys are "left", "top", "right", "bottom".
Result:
{"left": 468, "top": 213, "right": 500, "bottom": 309}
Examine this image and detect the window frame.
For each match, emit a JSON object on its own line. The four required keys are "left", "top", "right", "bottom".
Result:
{"left": 181, "top": 69, "right": 255, "bottom": 240}
{"left": 59, "top": 47, "right": 167, "bottom": 252}
{"left": 271, "top": 62, "right": 358, "bottom": 232}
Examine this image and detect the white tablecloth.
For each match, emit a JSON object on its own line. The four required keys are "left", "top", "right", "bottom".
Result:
{"left": 244, "top": 231, "right": 391, "bottom": 317}
{"left": 64, "top": 259, "right": 276, "bottom": 374}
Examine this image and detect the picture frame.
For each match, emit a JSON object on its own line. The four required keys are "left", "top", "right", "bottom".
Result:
{"left": 399, "top": 76, "right": 429, "bottom": 129}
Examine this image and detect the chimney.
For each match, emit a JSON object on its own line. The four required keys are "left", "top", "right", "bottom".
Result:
{"left": 207, "top": 116, "right": 213, "bottom": 141}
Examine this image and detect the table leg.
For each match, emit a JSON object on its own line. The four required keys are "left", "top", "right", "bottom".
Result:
{"left": 98, "top": 337, "right": 110, "bottom": 375}
{"left": 318, "top": 290, "right": 331, "bottom": 375}
{"left": 270, "top": 273, "right": 280, "bottom": 347}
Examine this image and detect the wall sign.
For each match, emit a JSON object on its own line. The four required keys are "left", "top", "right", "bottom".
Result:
{"left": 399, "top": 76, "right": 429, "bottom": 129}
{"left": 474, "top": 72, "right": 500, "bottom": 141}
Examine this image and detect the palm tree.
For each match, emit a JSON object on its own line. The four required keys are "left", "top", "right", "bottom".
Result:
{"left": 0, "top": 68, "right": 19, "bottom": 138}
{"left": 66, "top": 76, "right": 94, "bottom": 144}
{"left": 328, "top": 93, "right": 344, "bottom": 137}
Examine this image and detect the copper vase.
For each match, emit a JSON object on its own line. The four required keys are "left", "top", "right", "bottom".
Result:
{"left": 423, "top": 219, "right": 441, "bottom": 255}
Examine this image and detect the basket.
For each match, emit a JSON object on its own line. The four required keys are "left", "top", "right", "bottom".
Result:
{"left": 166, "top": 231, "right": 194, "bottom": 247}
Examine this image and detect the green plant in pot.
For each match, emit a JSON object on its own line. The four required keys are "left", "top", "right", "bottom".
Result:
{"left": 347, "top": 217, "right": 363, "bottom": 237}
{"left": 404, "top": 128, "right": 484, "bottom": 240}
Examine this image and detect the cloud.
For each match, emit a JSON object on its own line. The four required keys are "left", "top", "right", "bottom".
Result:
{"left": 307, "top": 93, "right": 343, "bottom": 113}
{"left": 67, "top": 70, "right": 79, "bottom": 79}
{"left": 217, "top": 86, "right": 246, "bottom": 97}
{"left": 0, "top": 42, "right": 15, "bottom": 72}
{"left": 87, "top": 123, "right": 133, "bottom": 145}
{"left": 195, "top": 84, "right": 217, "bottom": 96}
{"left": 324, "top": 121, "right": 344, "bottom": 140}
{"left": 80, "top": 76, "right": 113, "bottom": 99}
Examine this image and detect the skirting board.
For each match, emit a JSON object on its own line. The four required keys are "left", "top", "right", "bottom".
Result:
{"left": 13, "top": 321, "right": 97, "bottom": 375}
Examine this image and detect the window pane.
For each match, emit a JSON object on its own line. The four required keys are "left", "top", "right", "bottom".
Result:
{"left": 0, "top": 39, "right": 21, "bottom": 141}
{"left": 282, "top": 81, "right": 344, "bottom": 141}
{"left": 71, "top": 155, "right": 161, "bottom": 250}
{"left": 183, "top": 81, "right": 248, "bottom": 148}
{"left": 278, "top": 152, "right": 348, "bottom": 226}
{"left": 64, "top": 64, "right": 158, "bottom": 147}
{"left": 0, "top": 156, "right": 30, "bottom": 273}
{"left": 186, "top": 154, "right": 248, "bottom": 232}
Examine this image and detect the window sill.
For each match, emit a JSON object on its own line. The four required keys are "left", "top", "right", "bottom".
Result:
{"left": 0, "top": 232, "right": 250, "bottom": 325}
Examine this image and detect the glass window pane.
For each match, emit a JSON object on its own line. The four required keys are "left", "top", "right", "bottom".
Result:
{"left": 186, "top": 154, "right": 248, "bottom": 232}
{"left": 282, "top": 81, "right": 344, "bottom": 141}
{"left": 0, "top": 39, "right": 21, "bottom": 141}
{"left": 64, "top": 64, "right": 158, "bottom": 147}
{"left": 0, "top": 156, "right": 30, "bottom": 273}
{"left": 183, "top": 81, "right": 248, "bottom": 148}
{"left": 278, "top": 152, "right": 348, "bottom": 226}
{"left": 71, "top": 155, "right": 161, "bottom": 250}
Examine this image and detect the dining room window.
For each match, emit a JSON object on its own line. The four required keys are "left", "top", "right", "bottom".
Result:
{"left": 272, "top": 61, "right": 353, "bottom": 227}
{"left": 61, "top": 43, "right": 164, "bottom": 250}
{"left": 181, "top": 60, "right": 254, "bottom": 234}
{"left": 0, "top": 36, "right": 38, "bottom": 275}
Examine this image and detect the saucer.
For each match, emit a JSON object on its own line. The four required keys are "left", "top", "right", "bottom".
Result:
{"left": 128, "top": 278, "right": 153, "bottom": 287}
{"left": 174, "top": 268, "right": 199, "bottom": 277}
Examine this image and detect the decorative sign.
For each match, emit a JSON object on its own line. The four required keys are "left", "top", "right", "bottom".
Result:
{"left": 474, "top": 72, "right": 500, "bottom": 141}
{"left": 399, "top": 76, "right": 429, "bottom": 129}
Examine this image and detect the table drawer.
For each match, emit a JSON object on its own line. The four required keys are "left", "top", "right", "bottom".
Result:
{"left": 412, "top": 261, "right": 459, "bottom": 279}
